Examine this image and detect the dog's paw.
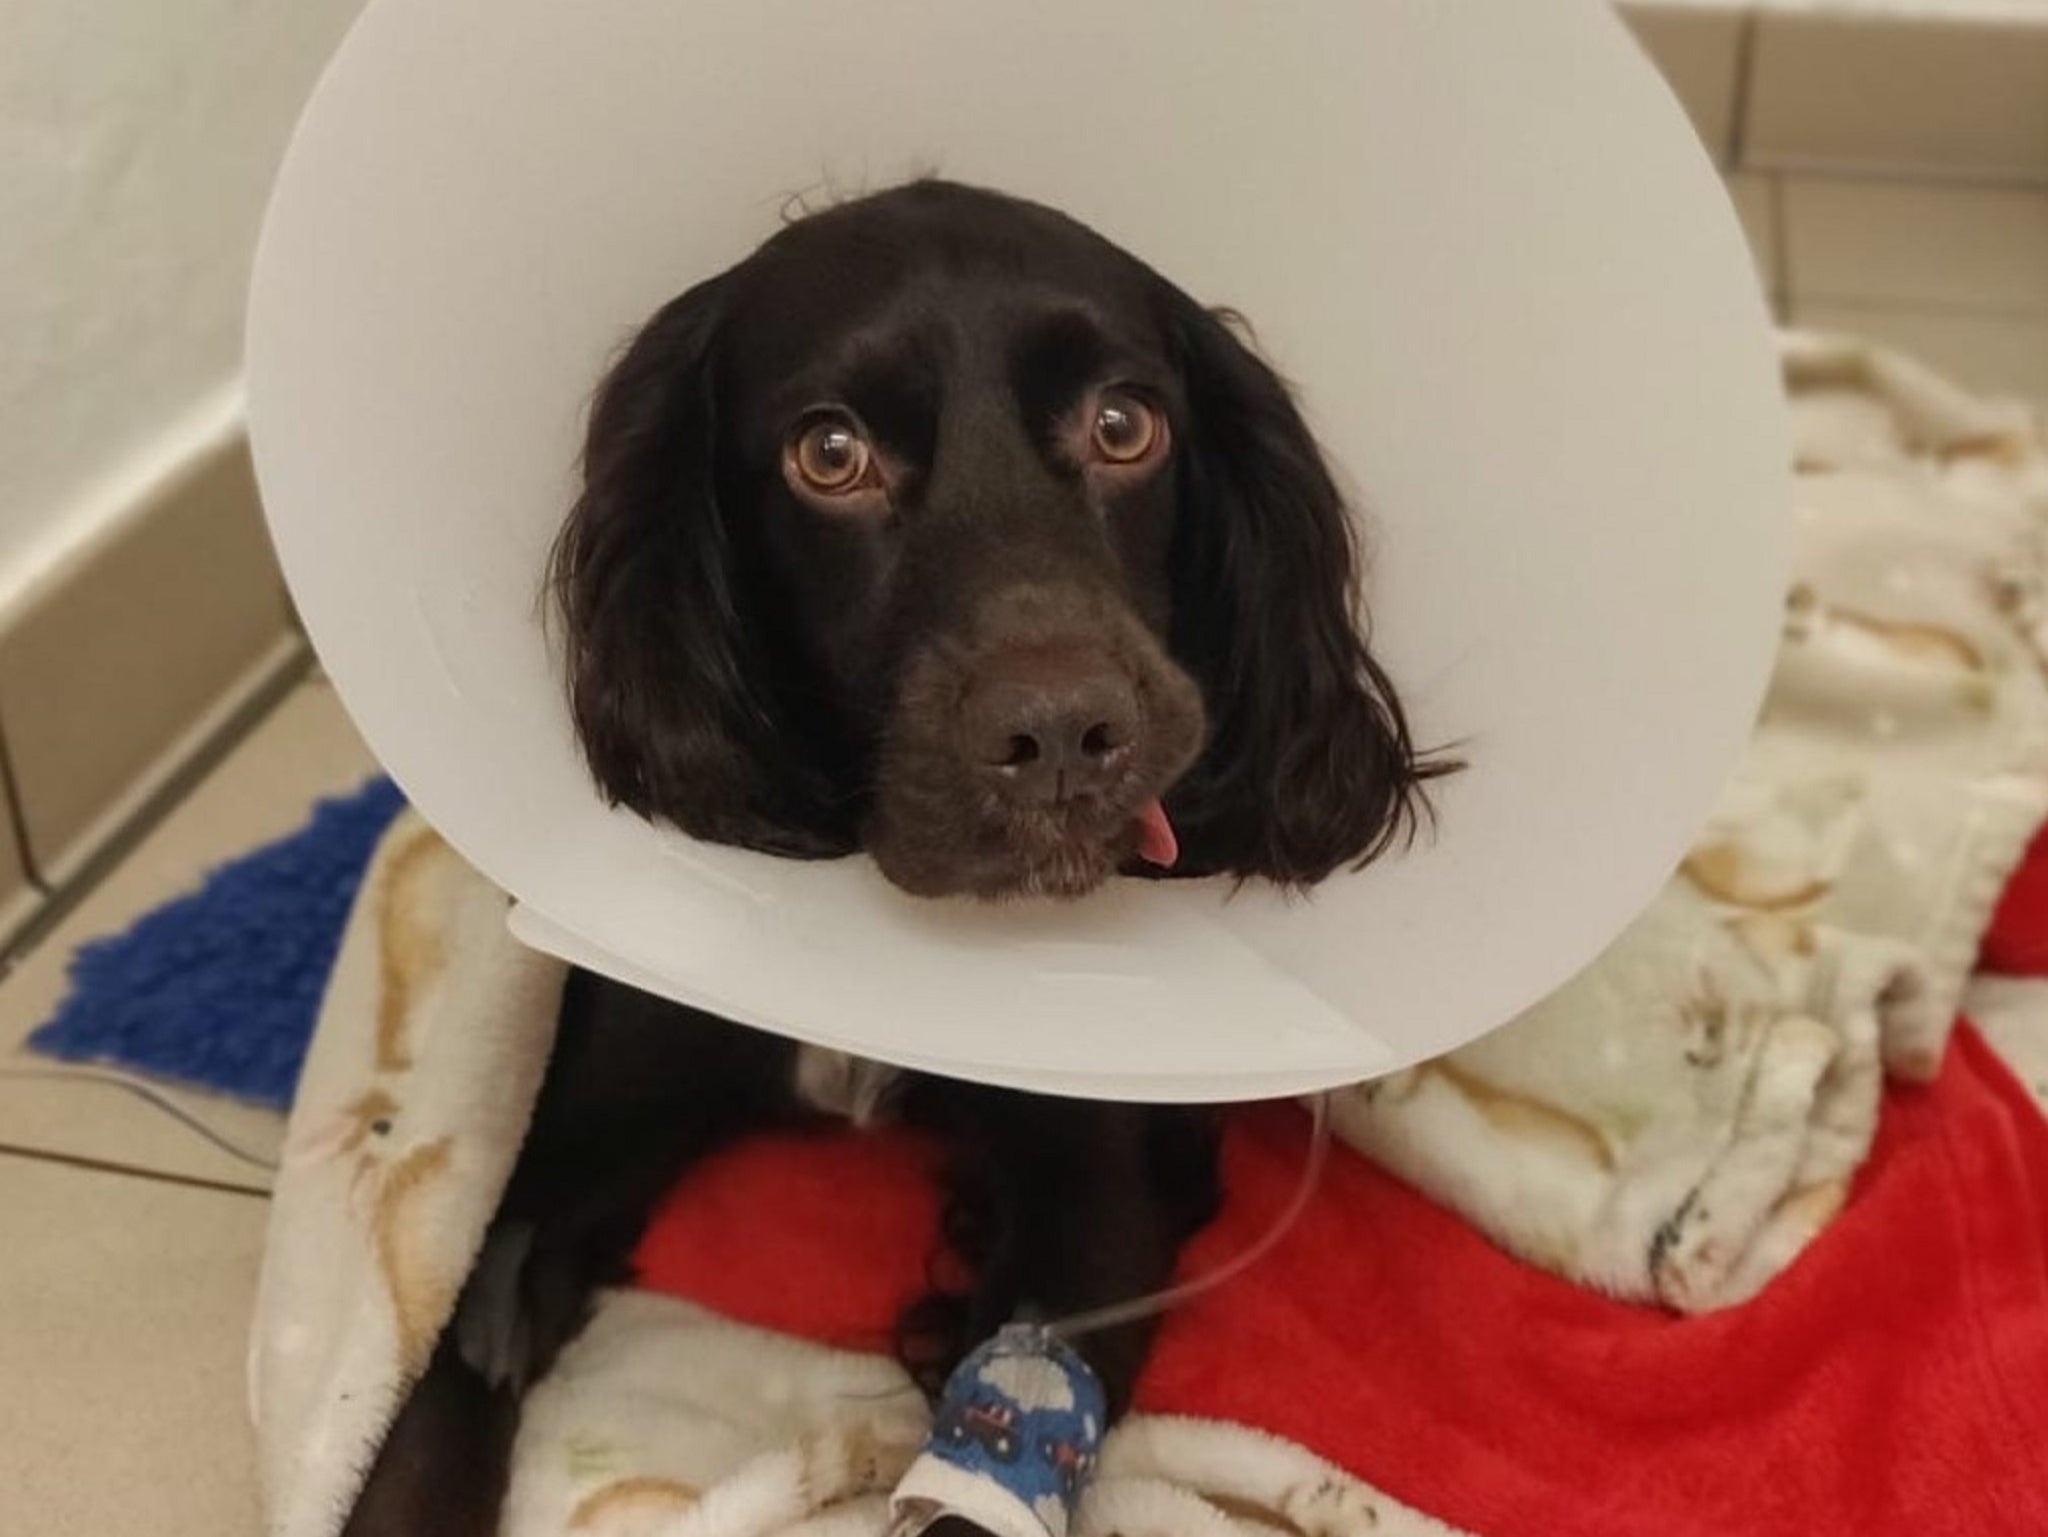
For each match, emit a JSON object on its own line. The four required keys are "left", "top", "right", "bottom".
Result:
{"left": 452, "top": 1220, "right": 597, "bottom": 1393}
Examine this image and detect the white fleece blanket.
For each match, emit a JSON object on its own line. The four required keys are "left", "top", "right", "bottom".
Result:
{"left": 249, "top": 333, "right": 2048, "bottom": 1537}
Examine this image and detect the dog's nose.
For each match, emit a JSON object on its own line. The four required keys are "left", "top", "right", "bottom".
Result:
{"left": 963, "top": 652, "right": 1140, "bottom": 804}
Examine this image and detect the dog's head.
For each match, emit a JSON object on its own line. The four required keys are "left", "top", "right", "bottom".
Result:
{"left": 552, "top": 180, "right": 1439, "bottom": 899}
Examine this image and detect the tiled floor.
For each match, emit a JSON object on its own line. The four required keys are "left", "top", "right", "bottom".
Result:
{"left": 1, "top": 1158, "right": 272, "bottom": 1537}
{"left": 0, "top": 171, "right": 2042, "bottom": 1537}
{"left": 0, "top": 679, "right": 376, "bottom": 1537}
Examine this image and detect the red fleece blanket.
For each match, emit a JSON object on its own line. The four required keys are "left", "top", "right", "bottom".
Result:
{"left": 637, "top": 834, "right": 2048, "bottom": 1535}
{"left": 635, "top": 1033, "right": 2048, "bottom": 1535}
{"left": 1985, "top": 827, "right": 2048, "bottom": 978}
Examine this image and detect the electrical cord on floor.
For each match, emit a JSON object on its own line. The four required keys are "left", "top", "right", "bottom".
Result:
{"left": 0, "top": 1064, "right": 282, "bottom": 1171}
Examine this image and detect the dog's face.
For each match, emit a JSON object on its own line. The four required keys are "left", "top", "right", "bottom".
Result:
{"left": 554, "top": 181, "right": 1435, "bottom": 899}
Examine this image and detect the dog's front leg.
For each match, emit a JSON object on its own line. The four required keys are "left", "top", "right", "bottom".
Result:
{"left": 341, "top": 972, "right": 801, "bottom": 1537}
{"left": 902, "top": 1087, "right": 1222, "bottom": 1418}
{"left": 1009, "top": 1099, "right": 1222, "bottom": 1416}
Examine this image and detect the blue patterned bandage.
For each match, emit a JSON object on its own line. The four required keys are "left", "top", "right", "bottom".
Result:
{"left": 890, "top": 1325, "right": 1107, "bottom": 1537}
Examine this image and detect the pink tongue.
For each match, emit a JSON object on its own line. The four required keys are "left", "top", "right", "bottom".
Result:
{"left": 1134, "top": 798, "right": 1179, "bottom": 869}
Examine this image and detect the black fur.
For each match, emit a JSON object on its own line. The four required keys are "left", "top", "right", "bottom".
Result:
{"left": 343, "top": 180, "right": 1446, "bottom": 1537}
{"left": 549, "top": 274, "right": 861, "bottom": 857}
{"left": 1160, "top": 300, "right": 1447, "bottom": 882}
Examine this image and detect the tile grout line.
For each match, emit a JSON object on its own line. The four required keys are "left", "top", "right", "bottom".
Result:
{"left": 1766, "top": 171, "right": 1792, "bottom": 315}
{"left": 1747, "top": 157, "right": 2048, "bottom": 196}
{"left": 1784, "top": 295, "right": 2048, "bottom": 323}
{"left": 0, "top": 1139, "right": 271, "bottom": 1200}
{"left": 0, "top": 648, "right": 314, "bottom": 970}
{"left": 0, "top": 713, "right": 49, "bottom": 905}
{"left": 1727, "top": 7, "right": 1760, "bottom": 171}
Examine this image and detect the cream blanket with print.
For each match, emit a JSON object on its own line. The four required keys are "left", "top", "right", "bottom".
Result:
{"left": 249, "top": 334, "right": 2048, "bottom": 1537}
{"left": 250, "top": 812, "right": 1465, "bottom": 1537}
{"left": 1334, "top": 334, "right": 2048, "bottom": 1310}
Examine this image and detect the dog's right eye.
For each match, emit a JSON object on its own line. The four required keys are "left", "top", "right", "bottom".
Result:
{"left": 787, "top": 415, "right": 880, "bottom": 499}
{"left": 1091, "top": 389, "right": 1164, "bottom": 464}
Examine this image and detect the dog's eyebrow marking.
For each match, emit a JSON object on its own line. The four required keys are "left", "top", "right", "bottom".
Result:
{"left": 1008, "top": 306, "right": 1163, "bottom": 435}
{"left": 795, "top": 326, "right": 943, "bottom": 461}
{"left": 1009, "top": 307, "right": 1112, "bottom": 397}
{"left": 841, "top": 345, "right": 936, "bottom": 414}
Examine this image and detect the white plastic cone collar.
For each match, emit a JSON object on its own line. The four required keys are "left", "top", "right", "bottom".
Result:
{"left": 247, "top": 0, "right": 1787, "bottom": 1101}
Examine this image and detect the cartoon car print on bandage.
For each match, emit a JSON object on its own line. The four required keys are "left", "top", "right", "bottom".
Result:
{"left": 909, "top": 1325, "right": 1110, "bottom": 1536}
{"left": 939, "top": 1397, "right": 1023, "bottom": 1463}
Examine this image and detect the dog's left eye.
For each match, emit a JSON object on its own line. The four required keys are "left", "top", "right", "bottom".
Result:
{"left": 1088, "top": 389, "right": 1166, "bottom": 467}
{"left": 786, "top": 414, "right": 882, "bottom": 499}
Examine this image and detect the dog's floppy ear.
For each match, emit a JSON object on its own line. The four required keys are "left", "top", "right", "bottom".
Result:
{"left": 1159, "top": 293, "right": 1448, "bottom": 885}
{"left": 549, "top": 277, "right": 857, "bottom": 857}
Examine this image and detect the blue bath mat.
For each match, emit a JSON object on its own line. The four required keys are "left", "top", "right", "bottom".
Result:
{"left": 27, "top": 776, "right": 409, "bottom": 1109}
